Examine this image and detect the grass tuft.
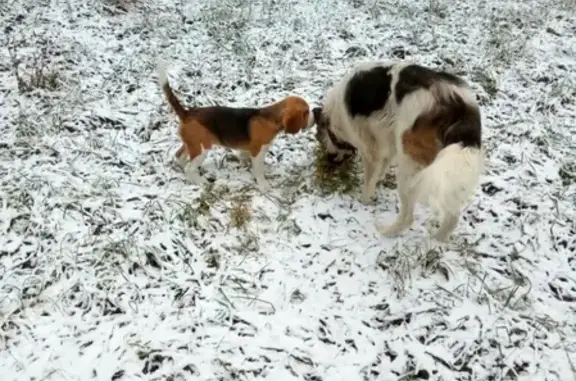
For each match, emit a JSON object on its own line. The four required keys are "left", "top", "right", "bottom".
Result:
{"left": 175, "top": 182, "right": 227, "bottom": 228}
{"left": 313, "top": 145, "right": 361, "bottom": 196}
{"left": 559, "top": 161, "right": 576, "bottom": 186}
{"left": 228, "top": 191, "right": 252, "bottom": 230}
{"left": 197, "top": 182, "right": 226, "bottom": 216}
{"left": 100, "top": 0, "right": 138, "bottom": 13}
{"left": 7, "top": 44, "right": 61, "bottom": 93}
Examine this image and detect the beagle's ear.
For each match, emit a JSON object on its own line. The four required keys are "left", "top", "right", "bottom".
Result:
{"left": 282, "top": 109, "right": 307, "bottom": 134}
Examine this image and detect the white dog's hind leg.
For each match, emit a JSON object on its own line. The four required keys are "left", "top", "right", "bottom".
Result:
{"left": 376, "top": 155, "right": 419, "bottom": 236}
{"left": 432, "top": 212, "right": 460, "bottom": 242}
{"left": 411, "top": 144, "right": 484, "bottom": 242}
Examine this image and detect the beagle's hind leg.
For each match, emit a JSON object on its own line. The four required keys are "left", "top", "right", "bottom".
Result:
{"left": 184, "top": 143, "right": 208, "bottom": 185}
{"left": 431, "top": 212, "right": 460, "bottom": 242}
{"left": 175, "top": 144, "right": 189, "bottom": 170}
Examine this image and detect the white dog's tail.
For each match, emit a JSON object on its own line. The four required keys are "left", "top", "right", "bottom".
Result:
{"left": 410, "top": 90, "right": 484, "bottom": 218}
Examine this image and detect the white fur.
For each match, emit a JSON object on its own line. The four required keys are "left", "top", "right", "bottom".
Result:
{"left": 307, "top": 109, "right": 315, "bottom": 129}
{"left": 178, "top": 144, "right": 272, "bottom": 190}
{"left": 156, "top": 60, "right": 169, "bottom": 88}
{"left": 251, "top": 144, "right": 270, "bottom": 191}
{"left": 177, "top": 150, "right": 189, "bottom": 169}
{"left": 319, "top": 60, "right": 484, "bottom": 241}
{"left": 184, "top": 145, "right": 208, "bottom": 185}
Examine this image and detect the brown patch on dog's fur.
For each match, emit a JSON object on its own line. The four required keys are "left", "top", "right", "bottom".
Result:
{"left": 245, "top": 117, "right": 281, "bottom": 156}
{"left": 177, "top": 120, "right": 219, "bottom": 161}
{"left": 402, "top": 93, "right": 482, "bottom": 166}
{"left": 402, "top": 120, "right": 442, "bottom": 166}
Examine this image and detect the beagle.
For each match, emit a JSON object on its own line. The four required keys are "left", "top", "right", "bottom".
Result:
{"left": 313, "top": 60, "right": 484, "bottom": 242}
{"left": 157, "top": 64, "right": 314, "bottom": 190}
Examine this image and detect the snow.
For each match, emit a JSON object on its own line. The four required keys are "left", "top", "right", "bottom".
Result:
{"left": 1, "top": 0, "right": 576, "bottom": 380}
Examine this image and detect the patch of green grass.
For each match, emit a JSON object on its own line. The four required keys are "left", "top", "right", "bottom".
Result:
{"left": 228, "top": 191, "right": 252, "bottom": 230}
{"left": 237, "top": 231, "right": 260, "bottom": 256}
{"left": 10, "top": 50, "right": 60, "bottom": 93}
{"left": 176, "top": 182, "right": 227, "bottom": 227}
{"left": 313, "top": 145, "right": 361, "bottom": 196}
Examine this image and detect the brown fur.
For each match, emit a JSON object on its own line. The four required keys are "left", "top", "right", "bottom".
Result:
{"left": 401, "top": 94, "right": 480, "bottom": 167}
{"left": 401, "top": 120, "right": 442, "bottom": 166}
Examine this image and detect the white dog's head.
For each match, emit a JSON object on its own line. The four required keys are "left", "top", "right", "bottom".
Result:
{"left": 312, "top": 107, "right": 357, "bottom": 164}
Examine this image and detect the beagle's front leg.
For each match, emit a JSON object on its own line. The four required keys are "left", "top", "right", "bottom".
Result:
{"left": 250, "top": 144, "right": 270, "bottom": 191}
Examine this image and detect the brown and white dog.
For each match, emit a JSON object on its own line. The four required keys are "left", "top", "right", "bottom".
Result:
{"left": 157, "top": 64, "right": 314, "bottom": 190}
{"left": 313, "top": 60, "right": 484, "bottom": 241}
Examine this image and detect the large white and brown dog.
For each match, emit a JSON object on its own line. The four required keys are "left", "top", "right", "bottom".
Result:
{"left": 313, "top": 60, "right": 484, "bottom": 241}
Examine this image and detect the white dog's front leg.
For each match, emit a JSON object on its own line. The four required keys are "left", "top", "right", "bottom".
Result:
{"left": 361, "top": 152, "right": 377, "bottom": 204}
{"left": 376, "top": 155, "right": 417, "bottom": 236}
{"left": 361, "top": 152, "right": 393, "bottom": 205}
{"left": 377, "top": 190, "right": 415, "bottom": 236}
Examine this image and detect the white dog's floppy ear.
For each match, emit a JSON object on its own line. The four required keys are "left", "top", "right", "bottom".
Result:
{"left": 312, "top": 107, "right": 323, "bottom": 125}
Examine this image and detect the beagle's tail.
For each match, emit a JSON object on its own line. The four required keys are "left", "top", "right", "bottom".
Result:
{"left": 156, "top": 62, "right": 187, "bottom": 120}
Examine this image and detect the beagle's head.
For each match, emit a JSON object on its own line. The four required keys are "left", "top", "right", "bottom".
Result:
{"left": 312, "top": 106, "right": 357, "bottom": 164}
{"left": 280, "top": 96, "right": 315, "bottom": 134}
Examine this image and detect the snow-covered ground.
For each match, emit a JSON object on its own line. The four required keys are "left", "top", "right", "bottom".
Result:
{"left": 1, "top": 0, "right": 576, "bottom": 379}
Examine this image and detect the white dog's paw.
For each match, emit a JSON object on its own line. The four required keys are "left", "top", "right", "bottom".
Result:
{"left": 428, "top": 215, "right": 458, "bottom": 243}
{"left": 375, "top": 216, "right": 413, "bottom": 237}
{"left": 432, "top": 231, "right": 452, "bottom": 243}
{"left": 376, "top": 222, "right": 403, "bottom": 237}
{"left": 431, "top": 223, "right": 457, "bottom": 243}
